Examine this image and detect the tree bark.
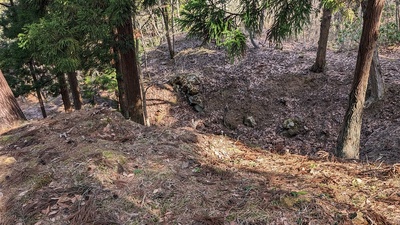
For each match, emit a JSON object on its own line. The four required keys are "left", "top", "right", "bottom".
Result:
{"left": 249, "top": 29, "right": 259, "bottom": 49}
{"left": 160, "top": 6, "right": 174, "bottom": 59}
{"left": 365, "top": 47, "right": 384, "bottom": 107}
{"left": 361, "top": 0, "right": 385, "bottom": 107}
{"left": 310, "top": 7, "right": 332, "bottom": 73}
{"left": 67, "top": 71, "right": 82, "bottom": 110}
{"left": 0, "top": 70, "right": 26, "bottom": 129}
{"left": 116, "top": 17, "right": 145, "bottom": 124}
{"left": 396, "top": 0, "right": 400, "bottom": 30}
{"left": 116, "top": 68, "right": 128, "bottom": 117}
{"left": 336, "top": 0, "right": 385, "bottom": 159}
{"left": 111, "top": 31, "right": 128, "bottom": 117}
{"left": 57, "top": 72, "right": 72, "bottom": 112}
{"left": 29, "top": 61, "right": 47, "bottom": 118}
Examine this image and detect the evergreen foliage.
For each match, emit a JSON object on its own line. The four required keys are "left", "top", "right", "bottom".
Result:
{"left": 178, "top": 0, "right": 313, "bottom": 59}
{"left": 0, "top": 0, "right": 137, "bottom": 99}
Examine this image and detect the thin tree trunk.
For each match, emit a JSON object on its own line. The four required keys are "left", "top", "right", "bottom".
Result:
{"left": 396, "top": 0, "right": 400, "bottom": 30}
{"left": 336, "top": 0, "right": 385, "bottom": 159}
{"left": 67, "top": 71, "right": 82, "bottom": 110}
{"left": 310, "top": 7, "right": 332, "bottom": 73}
{"left": 133, "top": 22, "right": 150, "bottom": 126}
{"left": 57, "top": 72, "right": 72, "bottom": 112}
{"left": 249, "top": 29, "right": 259, "bottom": 48}
{"left": 0, "top": 70, "right": 26, "bottom": 128}
{"left": 116, "top": 17, "right": 145, "bottom": 124}
{"left": 160, "top": 6, "right": 174, "bottom": 59}
{"left": 148, "top": 9, "right": 163, "bottom": 46}
{"left": 176, "top": 0, "right": 180, "bottom": 18}
{"left": 170, "top": 0, "right": 175, "bottom": 55}
{"left": 365, "top": 47, "right": 384, "bottom": 107}
{"left": 29, "top": 61, "right": 47, "bottom": 118}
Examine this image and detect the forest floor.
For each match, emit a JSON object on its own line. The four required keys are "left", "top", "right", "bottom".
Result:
{"left": 1, "top": 38, "right": 400, "bottom": 224}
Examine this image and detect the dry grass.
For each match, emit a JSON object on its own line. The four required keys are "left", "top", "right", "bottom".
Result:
{"left": 0, "top": 106, "right": 399, "bottom": 224}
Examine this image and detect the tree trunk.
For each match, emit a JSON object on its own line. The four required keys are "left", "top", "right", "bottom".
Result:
{"left": 57, "top": 72, "right": 72, "bottom": 112}
{"left": 396, "top": 0, "right": 400, "bottom": 30}
{"left": 116, "top": 17, "right": 145, "bottom": 125}
{"left": 365, "top": 47, "right": 384, "bottom": 107}
{"left": 30, "top": 71, "right": 47, "bottom": 118}
{"left": 336, "top": 0, "right": 385, "bottom": 159}
{"left": 170, "top": 0, "right": 175, "bottom": 55}
{"left": 32, "top": 73, "right": 47, "bottom": 118}
{"left": 249, "top": 29, "right": 259, "bottom": 48}
{"left": 116, "top": 71, "right": 128, "bottom": 117}
{"left": 111, "top": 32, "right": 128, "bottom": 117}
{"left": 160, "top": 6, "right": 174, "bottom": 59}
{"left": 361, "top": 0, "right": 385, "bottom": 107}
{"left": 0, "top": 70, "right": 26, "bottom": 129}
{"left": 67, "top": 71, "right": 82, "bottom": 110}
{"left": 310, "top": 7, "right": 332, "bottom": 73}
{"left": 29, "top": 61, "right": 47, "bottom": 118}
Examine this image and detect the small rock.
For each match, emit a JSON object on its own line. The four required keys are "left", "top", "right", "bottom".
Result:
{"left": 349, "top": 211, "right": 368, "bottom": 225}
{"left": 243, "top": 116, "right": 256, "bottom": 127}
{"left": 181, "top": 161, "right": 190, "bottom": 169}
{"left": 282, "top": 118, "right": 305, "bottom": 137}
{"left": 283, "top": 119, "right": 295, "bottom": 129}
{"left": 0, "top": 156, "right": 16, "bottom": 165}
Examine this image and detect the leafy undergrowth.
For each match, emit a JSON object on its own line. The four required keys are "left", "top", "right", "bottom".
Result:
{"left": 0, "top": 107, "right": 399, "bottom": 224}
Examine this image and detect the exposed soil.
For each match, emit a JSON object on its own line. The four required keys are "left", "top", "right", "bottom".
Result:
{"left": 143, "top": 38, "right": 400, "bottom": 163}
{"left": 1, "top": 38, "right": 399, "bottom": 224}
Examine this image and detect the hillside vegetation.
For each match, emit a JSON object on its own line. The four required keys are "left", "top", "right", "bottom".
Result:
{"left": 1, "top": 40, "right": 400, "bottom": 224}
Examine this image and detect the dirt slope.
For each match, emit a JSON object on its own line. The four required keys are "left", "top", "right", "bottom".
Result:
{"left": 1, "top": 40, "right": 400, "bottom": 224}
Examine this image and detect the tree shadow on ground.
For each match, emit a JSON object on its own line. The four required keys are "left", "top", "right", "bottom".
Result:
{"left": 0, "top": 105, "right": 398, "bottom": 224}
{"left": 143, "top": 36, "right": 400, "bottom": 165}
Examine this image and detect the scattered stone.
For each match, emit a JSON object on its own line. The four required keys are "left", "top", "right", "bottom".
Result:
{"left": 0, "top": 156, "right": 16, "bottom": 166}
{"left": 243, "top": 116, "right": 256, "bottom": 127}
{"left": 281, "top": 118, "right": 305, "bottom": 137}
{"left": 169, "top": 73, "right": 204, "bottom": 112}
{"left": 181, "top": 161, "right": 190, "bottom": 169}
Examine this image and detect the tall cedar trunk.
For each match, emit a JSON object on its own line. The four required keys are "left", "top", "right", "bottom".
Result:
{"left": 57, "top": 72, "right": 72, "bottom": 112}
{"left": 160, "top": 7, "right": 174, "bottom": 59}
{"left": 361, "top": 1, "right": 385, "bottom": 107}
{"left": 67, "top": 71, "right": 82, "bottom": 110}
{"left": 111, "top": 33, "right": 128, "bottom": 116}
{"left": 111, "top": 44, "right": 128, "bottom": 117}
{"left": 336, "top": 0, "right": 385, "bottom": 159}
{"left": 365, "top": 48, "right": 384, "bottom": 107}
{"left": 0, "top": 70, "right": 26, "bottom": 128}
{"left": 116, "top": 72, "right": 128, "bottom": 117}
{"left": 310, "top": 7, "right": 332, "bottom": 73}
{"left": 116, "top": 17, "right": 145, "bottom": 124}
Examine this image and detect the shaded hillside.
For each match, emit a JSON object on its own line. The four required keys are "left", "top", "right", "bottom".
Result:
{"left": 142, "top": 38, "right": 400, "bottom": 164}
